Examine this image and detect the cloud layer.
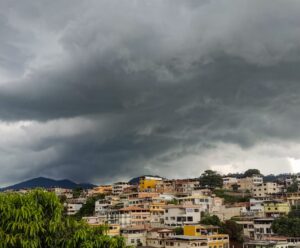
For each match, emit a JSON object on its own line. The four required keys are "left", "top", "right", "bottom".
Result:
{"left": 1, "top": 0, "right": 300, "bottom": 185}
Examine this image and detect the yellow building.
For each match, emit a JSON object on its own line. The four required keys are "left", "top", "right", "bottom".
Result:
{"left": 107, "top": 224, "right": 120, "bottom": 236}
{"left": 263, "top": 201, "right": 290, "bottom": 217}
{"left": 184, "top": 225, "right": 229, "bottom": 248}
{"left": 139, "top": 176, "right": 162, "bottom": 192}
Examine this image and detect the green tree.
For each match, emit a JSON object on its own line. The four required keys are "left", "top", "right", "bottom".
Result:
{"left": 0, "top": 190, "right": 125, "bottom": 248}
{"left": 75, "top": 194, "right": 105, "bottom": 219}
{"left": 243, "top": 169, "right": 261, "bottom": 178}
{"left": 220, "top": 220, "right": 243, "bottom": 242}
{"left": 272, "top": 216, "right": 300, "bottom": 236}
{"left": 200, "top": 170, "right": 223, "bottom": 189}
{"left": 287, "top": 177, "right": 299, "bottom": 193}
{"left": 200, "top": 215, "right": 221, "bottom": 226}
{"left": 72, "top": 187, "right": 83, "bottom": 198}
{"left": 174, "top": 227, "right": 183, "bottom": 235}
{"left": 231, "top": 184, "right": 240, "bottom": 192}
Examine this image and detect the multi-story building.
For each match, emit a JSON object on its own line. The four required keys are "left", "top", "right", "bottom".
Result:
{"left": 222, "top": 177, "right": 238, "bottom": 190}
{"left": 238, "top": 175, "right": 264, "bottom": 191}
{"left": 112, "top": 182, "right": 130, "bottom": 195}
{"left": 164, "top": 205, "right": 202, "bottom": 227}
{"left": 139, "top": 176, "right": 163, "bottom": 192}
{"left": 253, "top": 218, "right": 274, "bottom": 240}
{"left": 95, "top": 199, "right": 111, "bottom": 216}
{"left": 150, "top": 200, "right": 166, "bottom": 227}
{"left": 252, "top": 183, "right": 281, "bottom": 197}
{"left": 108, "top": 206, "right": 151, "bottom": 228}
{"left": 174, "top": 179, "right": 200, "bottom": 194}
{"left": 184, "top": 225, "right": 229, "bottom": 248}
{"left": 236, "top": 219, "right": 255, "bottom": 239}
{"left": 121, "top": 226, "right": 147, "bottom": 246}
{"left": 263, "top": 201, "right": 290, "bottom": 217}
{"left": 146, "top": 228, "right": 175, "bottom": 247}
{"left": 177, "top": 195, "right": 212, "bottom": 212}
{"left": 66, "top": 203, "right": 82, "bottom": 215}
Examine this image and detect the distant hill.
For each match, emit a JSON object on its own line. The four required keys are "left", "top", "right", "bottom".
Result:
{"left": 1, "top": 177, "right": 96, "bottom": 191}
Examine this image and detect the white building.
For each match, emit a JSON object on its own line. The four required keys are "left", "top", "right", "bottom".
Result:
{"left": 164, "top": 205, "right": 202, "bottom": 227}
{"left": 67, "top": 203, "right": 82, "bottom": 215}
{"left": 253, "top": 218, "right": 274, "bottom": 240}
{"left": 95, "top": 199, "right": 111, "bottom": 216}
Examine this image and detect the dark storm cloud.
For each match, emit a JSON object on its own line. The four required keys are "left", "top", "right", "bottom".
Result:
{"left": 1, "top": 0, "right": 300, "bottom": 185}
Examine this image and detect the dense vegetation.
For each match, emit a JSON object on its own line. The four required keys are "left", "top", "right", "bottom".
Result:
{"left": 200, "top": 170, "right": 223, "bottom": 189}
{"left": 0, "top": 190, "right": 125, "bottom": 248}
{"left": 75, "top": 194, "right": 105, "bottom": 219}
{"left": 213, "top": 189, "right": 250, "bottom": 203}
{"left": 200, "top": 215, "right": 243, "bottom": 242}
{"left": 272, "top": 216, "right": 300, "bottom": 237}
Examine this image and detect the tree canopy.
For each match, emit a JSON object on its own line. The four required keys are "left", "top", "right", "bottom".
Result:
{"left": 200, "top": 170, "right": 223, "bottom": 189}
{"left": 272, "top": 216, "right": 300, "bottom": 237}
{"left": 75, "top": 194, "right": 105, "bottom": 219}
{"left": 0, "top": 190, "right": 125, "bottom": 248}
{"left": 200, "top": 214, "right": 221, "bottom": 226}
{"left": 243, "top": 169, "right": 261, "bottom": 178}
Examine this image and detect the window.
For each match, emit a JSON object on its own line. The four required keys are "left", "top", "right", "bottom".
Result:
{"left": 195, "top": 209, "right": 199, "bottom": 212}
{"left": 187, "top": 216, "right": 193, "bottom": 221}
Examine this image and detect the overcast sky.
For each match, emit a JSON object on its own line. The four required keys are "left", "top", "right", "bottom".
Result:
{"left": 1, "top": 0, "right": 300, "bottom": 186}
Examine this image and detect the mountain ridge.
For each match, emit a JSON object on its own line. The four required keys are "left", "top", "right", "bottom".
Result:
{"left": 1, "top": 177, "right": 96, "bottom": 191}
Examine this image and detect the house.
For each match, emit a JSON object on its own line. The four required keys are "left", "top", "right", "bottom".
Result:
{"left": 112, "top": 182, "right": 130, "bottom": 195}
{"left": 253, "top": 218, "right": 274, "bottom": 240}
{"left": 164, "top": 235, "right": 208, "bottom": 248}
{"left": 183, "top": 225, "right": 229, "bottom": 248}
{"left": 262, "top": 201, "right": 290, "bottom": 217}
{"left": 146, "top": 227, "right": 176, "bottom": 247}
{"left": 121, "top": 226, "right": 147, "bottom": 247}
{"left": 243, "top": 240, "right": 289, "bottom": 248}
{"left": 164, "top": 205, "right": 202, "bottom": 227}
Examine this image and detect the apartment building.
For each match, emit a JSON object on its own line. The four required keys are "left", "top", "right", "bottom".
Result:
{"left": 95, "top": 199, "right": 111, "bottom": 216}
{"left": 112, "top": 182, "right": 130, "bottom": 195}
{"left": 252, "top": 183, "right": 281, "bottom": 197}
{"left": 222, "top": 175, "right": 263, "bottom": 191}
{"left": 108, "top": 206, "right": 151, "bottom": 228}
{"left": 139, "top": 176, "right": 163, "bottom": 192}
{"left": 164, "top": 205, "right": 202, "bottom": 227}
{"left": 150, "top": 200, "right": 166, "bottom": 226}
